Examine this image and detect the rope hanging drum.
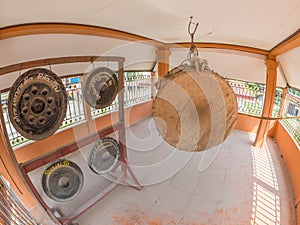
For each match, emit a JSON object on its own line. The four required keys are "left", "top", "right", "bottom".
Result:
{"left": 153, "top": 56, "right": 238, "bottom": 152}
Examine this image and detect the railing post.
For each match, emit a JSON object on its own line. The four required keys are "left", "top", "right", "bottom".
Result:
{"left": 279, "top": 86, "right": 289, "bottom": 117}
{"left": 254, "top": 55, "right": 278, "bottom": 148}
{"left": 79, "top": 75, "right": 95, "bottom": 135}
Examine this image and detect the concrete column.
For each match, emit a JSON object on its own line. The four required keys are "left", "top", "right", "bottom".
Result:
{"left": 156, "top": 46, "right": 171, "bottom": 78}
{"left": 254, "top": 56, "right": 278, "bottom": 147}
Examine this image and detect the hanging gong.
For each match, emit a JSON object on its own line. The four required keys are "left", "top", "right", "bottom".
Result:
{"left": 89, "top": 137, "right": 120, "bottom": 175}
{"left": 8, "top": 68, "right": 67, "bottom": 140}
{"left": 42, "top": 160, "right": 84, "bottom": 202}
{"left": 153, "top": 63, "right": 238, "bottom": 152}
{"left": 83, "top": 67, "right": 118, "bottom": 109}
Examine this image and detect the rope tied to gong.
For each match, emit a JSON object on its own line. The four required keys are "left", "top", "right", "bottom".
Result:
{"left": 153, "top": 17, "right": 238, "bottom": 152}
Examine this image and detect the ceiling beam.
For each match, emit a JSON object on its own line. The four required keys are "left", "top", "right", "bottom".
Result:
{"left": 270, "top": 28, "right": 300, "bottom": 56}
{"left": 0, "top": 23, "right": 270, "bottom": 56}
{"left": 0, "top": 56, "right": 125, "bottom": 76}
{"left": 168, "top": 42, "right": 269, "bottom": 56}
{"left": 0, "top": 23, "right": 165, "bottom": 47}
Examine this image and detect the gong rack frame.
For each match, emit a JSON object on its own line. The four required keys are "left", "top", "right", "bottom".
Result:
{"left": 16, "top": 56, "right": 143, "bottom": 225}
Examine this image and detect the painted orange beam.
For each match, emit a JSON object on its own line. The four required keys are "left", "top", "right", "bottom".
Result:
{"left": 0, "top": 23, "right": 271, "bottom": 56}
{"left": 168, "top": 42, "right": 269, "bottom": 56}
{"left": 0, "top": 55, "right": 124, "bottom": 76}
{"left": 0, "top": 23, "right": 164, "bottom": 47}
{"left": 270, "top": 28, "right": 300, "bottom": 56}
{"left": 0, "top": 23, "right": 299, "bottom": 57}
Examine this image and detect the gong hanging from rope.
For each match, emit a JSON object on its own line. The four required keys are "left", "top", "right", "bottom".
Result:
{"left": 89, "top": 137, "right": 120, "bottom": 175}
{"left": 153, "top": 58, "right": 238, "bottom": 152}
{"left": 42, "top": 160, "right": 84, "bottom": 202}
{"left": 8, "top": 68, "right": 67, "bottom": 140}
{"left": 83, "top": 67, "right": 118, "bottom": 109}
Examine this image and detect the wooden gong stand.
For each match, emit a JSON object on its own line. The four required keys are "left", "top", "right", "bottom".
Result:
{"left": 17, "top": 56, "right": 143, "bottom": 225}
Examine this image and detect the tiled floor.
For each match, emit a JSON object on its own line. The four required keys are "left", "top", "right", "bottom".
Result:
{"left": 70, "top": 117, "right": 295, "bottom": 225}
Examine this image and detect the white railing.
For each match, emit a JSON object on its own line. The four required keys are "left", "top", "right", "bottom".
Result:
{"left": 1, "top": 72, "right": 152, "bottom": 149}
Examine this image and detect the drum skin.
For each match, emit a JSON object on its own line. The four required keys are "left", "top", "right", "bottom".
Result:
{"left": 153, "top": 66, "right": 238, "bottom": 152}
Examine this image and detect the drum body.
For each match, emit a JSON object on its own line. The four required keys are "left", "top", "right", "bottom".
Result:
{"left": 153, "top": 66, "right": 238, "bottom": 152}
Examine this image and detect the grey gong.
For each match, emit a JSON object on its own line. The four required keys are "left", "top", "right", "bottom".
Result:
{"left": 89, "top": 137, "right": 120, "bottom": 175}
{"left": 83, "top": 67, "right": 118, "bottom": 109}
{"left": 8, "top": 68, "right": 67, "bottom": 140}
{"left": 42, "top": 160, "right": 84, "bottom": 202}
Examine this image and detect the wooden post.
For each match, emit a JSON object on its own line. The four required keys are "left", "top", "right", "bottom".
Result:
{"left": 80, "top": 75, "right": 95, "bottom": 134}
{"left": 151, "top": 71, "right": 156, "bottom": 99}
{"left": 254, "top": 55, "right": 278, "bottom": 147}
{"left": 156, "top": 46, "right": 171, "bottom": 79}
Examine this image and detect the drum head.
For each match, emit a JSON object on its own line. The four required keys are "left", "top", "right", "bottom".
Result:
{"left": 89, "top": 137, "right": 120, "bottom": 175}
{"left": 153, "top": 65, "right": 238, "bottom": 152}
{"left": 42, "top": 160, "right": 84, "bottom": 202}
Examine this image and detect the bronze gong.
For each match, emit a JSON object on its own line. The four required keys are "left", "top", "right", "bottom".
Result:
{"left": 8, "top": 68, "right": 67, "bottom": 140}
{"left": 83, "top": 67, "right": 118, "bottom": 109}
{"left": 153, "top": 64, "right": 238, "bottom": 152}
{"left": 89, "top": 137, "right": 120, "bottom": 175}
{"left": 42, "top": 160, "right": 84, "bottom": 202}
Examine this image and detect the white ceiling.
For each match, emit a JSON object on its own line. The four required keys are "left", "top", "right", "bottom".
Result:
{"left": 278, "top": 46, "right": 300, "bottom": 88}
{"left": 0, "top": 0, "right": 299, "bottom": 88}
{"left": 1, "top": 0, "right": 300, "bottom": 50}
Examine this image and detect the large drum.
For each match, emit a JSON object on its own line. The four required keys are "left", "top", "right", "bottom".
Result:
{"left": 153, "top": 63, "right": 238, "bottom": 152}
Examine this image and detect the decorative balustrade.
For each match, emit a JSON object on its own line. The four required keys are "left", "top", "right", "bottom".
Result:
{"left": 280, "top": 88, "right": 300, "bottom": 148}
{"left": 0, "top": 175, "right": 38, "bottom": 225}
{"left": 227, "top": 79, "right": 282, "bottom": 117}
{"left": 3, "top": 74, "right": 296, "bottom": 149}
{"left": 1, "top": 72, "right": 152, "bottom": 148}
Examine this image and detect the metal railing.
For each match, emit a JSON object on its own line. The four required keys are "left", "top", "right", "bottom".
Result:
{"left": 1, "top": 72, "right": 152, "bottom": 148}
{"left": 0, "top": 175, "right": 38, "bottom": 225}
{"left": 91, "top": 72, "right": 152, "bottom": 118}
{"left": 227, "top": 79, "right": 283, "bottom": 117}
{"left": 280, "top": 88, "right": 300, "bottom": 148}
{"left": 227, "top": 79, "right": 265, "bottom": 116}
{"left": 61, "top": 77, "right": 86, "bottom": 128}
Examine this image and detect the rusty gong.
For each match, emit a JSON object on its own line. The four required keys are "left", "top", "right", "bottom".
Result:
{"left": 153, "top": 64, "right": 238, "bottom": 152}
{"left": 8, "top": 68, "right": 67, "bottom": 140}
{"left": 89, "top": 137, "right": 120, "bottom": 175}
{"left": 83, "top": 67, "right": 118, "bottom": 109}
{"left": 42, "top": 160, "right": 84, "bottom": 202}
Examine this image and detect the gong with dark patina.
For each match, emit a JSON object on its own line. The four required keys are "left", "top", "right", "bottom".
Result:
{"left": 8, "top": 68, "right": 67, "bottom": 140}
{"left": 89, "top": 137, "right": 120, "bottom": 175}
{"left": 42, "top": 160, "right": 84, "bottom": 202}
{"left": 83, "top": 67, "right": 118, "bottom": 109}
{"left": 153, "top": 64, "right": 238, "bottom": 152}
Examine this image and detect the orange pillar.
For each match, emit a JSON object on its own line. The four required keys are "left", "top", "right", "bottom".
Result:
{"left": 156, "top": 46, "right": 171, "bottom": 79}
{"left": 151, "top": 71, "right": 156, "bottom": 99}
{"left": 254, "top": 56, "right": 278, "bottom": 147}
